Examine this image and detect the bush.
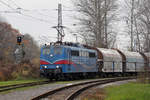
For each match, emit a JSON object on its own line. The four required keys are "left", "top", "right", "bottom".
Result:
{"left": 0, "top": 22, "right": 40, "bottom": 81}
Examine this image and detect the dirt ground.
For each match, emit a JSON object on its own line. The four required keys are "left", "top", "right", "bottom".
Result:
{"left": 77, "top": 79, "right": 136, "bottom": 100}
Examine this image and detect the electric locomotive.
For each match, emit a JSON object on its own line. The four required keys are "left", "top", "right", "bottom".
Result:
{"left": 40, "top": 41, "right": 98, "bottom": 79}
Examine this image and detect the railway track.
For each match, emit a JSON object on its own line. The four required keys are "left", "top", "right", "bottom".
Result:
{"left": 0, "top": 80, "right": 50, "bottom": 93}
{"left": 31, "top": 77, "right": 135, "bottom": 100}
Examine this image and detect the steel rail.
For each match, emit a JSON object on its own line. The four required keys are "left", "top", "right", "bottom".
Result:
{"left": 0, "top": 80, "right": 50, "bottom": 92}
{"left": 66, "top": 77, "right": 132, "bottom": 100}
{"left": 31, "top": 77, "right": 135, "bottom": 100}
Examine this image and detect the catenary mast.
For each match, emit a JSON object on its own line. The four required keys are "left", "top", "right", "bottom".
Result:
{"left": 53, "top": 3, "right": 65, "bottom": 42}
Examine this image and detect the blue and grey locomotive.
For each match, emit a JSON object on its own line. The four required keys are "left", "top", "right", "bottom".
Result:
{"left": 40, "top": 42, "right": 98, "bottom": 79}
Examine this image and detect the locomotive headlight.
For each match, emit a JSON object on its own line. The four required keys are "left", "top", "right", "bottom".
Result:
{"left": 44, "top": 66, "right": 47, "bottom": 68}
{"left": 50, "top": 54, "right": 53, "bottom": 57}
{"left": 56, "top": 65, "right": 59, "bottom": 69}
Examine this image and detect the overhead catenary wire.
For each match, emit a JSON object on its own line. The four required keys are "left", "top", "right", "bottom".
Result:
{"left": 0, "top": 10, "right": 55, "bottom": 24}
{"left": 0, "top": 0, "right": 77, "bottom": 24}
{"left": 0, "top": 0, "right": 79, "bottom": 43}
{"left": 9, "top": 0, "right": 20, "bottom": 8}
{"left": 7, "top": 0, "right": 58, "bottom": 19}
{"left": 0, "top": 9, "right": 58, "bottom": 20}
{"left": 0, "top": 0, "right": 54, "bottom": 24}
{"left": 0, "top": 0, "right": 15, "bottom": 10}
{"left": 4, "top": 0, "right": 59, "bottom": 18}
{"left": 22, "top": 9, "right": 58, "bottom": 19}
{"left": 18, "top": 12, "right": 52, "bottom": 24}
{"left": 4, "top": 13, "right": 56, "bottom": 26}
{"left": 4, "top": 0, "right": 20, "bottom": 9}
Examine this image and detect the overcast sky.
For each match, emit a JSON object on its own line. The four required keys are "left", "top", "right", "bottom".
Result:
{"left": 0, "top": 0, "right": 78, "bottom": 44}
{"left": 0, "top": 0, "right": 130, "bottom": 50}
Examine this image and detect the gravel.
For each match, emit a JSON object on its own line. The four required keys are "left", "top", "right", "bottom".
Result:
{"left": 0, "top": 79, "right": 102, "bottom": 100}
{"left": 0, "top": 83, "right": 67, "bottom": 100}
{"left": 76, "top": 79, "right": 136, "bottom": 100}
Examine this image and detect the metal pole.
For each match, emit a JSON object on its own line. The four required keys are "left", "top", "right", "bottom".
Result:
{"left": 131, "top": 0, "right": 134, "bottom": 51}
{"left": 73, "top": 34, "right": 78, "bottom": 43}
{"left": 105, "top": 0, "right": 107, "bottom": 48}
{"left": 52, "top": 3, "right": 65, "bottom": 42}
{"left": 148, "top": 34, "right": 150, "bottom": 52}
{"left": 53, "top": 3, "right": 65, "bottom": 42}
{"left": 58, "top": 3, "right": 62, "bottom": 41}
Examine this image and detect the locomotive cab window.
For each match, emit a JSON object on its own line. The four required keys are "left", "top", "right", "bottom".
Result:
{"left": 54, "top": 47, "right": 63, "bottom": 55}
{"left": 89, "top": 52, "right": 96, "bottom": 58}
{"left": 71, "top": 50, "right": 79, "bottom": 56}
{"left": 43, "top": 48, "right": 50, "bottom": 55}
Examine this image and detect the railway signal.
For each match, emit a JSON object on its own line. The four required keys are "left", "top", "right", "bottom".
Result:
{"left": 14, "top": 35, "right": 25, "bottom": 64}
{"left": 17, "top": 36, "right": 22, "bottom": 45}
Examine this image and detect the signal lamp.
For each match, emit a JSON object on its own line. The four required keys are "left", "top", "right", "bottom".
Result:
{"left": 17, "top": 36, "right": 22, "bottom": 45}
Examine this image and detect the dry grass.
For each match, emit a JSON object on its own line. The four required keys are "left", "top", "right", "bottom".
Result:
{"left": 137, "top": 72, "right": 150, "bottom": 84}
{"left": 80, "top": 88, "right": 106, "bottom": 100}
{"left": 0, "top": 59, "right": 40, "bottom": 81}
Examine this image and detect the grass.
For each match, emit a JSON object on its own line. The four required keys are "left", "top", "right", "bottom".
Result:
{"left": 105, "top": 82, "right": 150, "bottom": 100}
{"left": 80, "top": 82, "right": 150, "bottom": 100}
{"left": 0, "top": 76, "right": 109, "bottom": 87}
{"left": 0, "top": 77, "right": 48, "bottom": 87}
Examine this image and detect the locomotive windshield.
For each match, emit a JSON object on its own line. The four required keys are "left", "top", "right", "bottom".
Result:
{"left": 43, "top": 48, "right": 50, "bottom": 55}
{"left": 53, "top": 46, "right": 62, "bottom": 55}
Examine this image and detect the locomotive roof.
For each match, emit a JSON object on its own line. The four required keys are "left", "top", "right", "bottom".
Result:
{"left": 42, "top": 43, "right": 96, "bottom": 52}
{"left": 65, "top": 45, "right": 96, "bottom": 52}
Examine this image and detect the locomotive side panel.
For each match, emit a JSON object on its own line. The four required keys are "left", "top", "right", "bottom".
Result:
{"left": 64, "top": 47, "right": 98, "bottom": 73}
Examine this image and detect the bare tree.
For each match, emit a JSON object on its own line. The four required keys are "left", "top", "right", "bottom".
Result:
{"left": 73, "top": 0, "right": 118, "bottom": 48}
{"left": 124, "top": 0, "right": 150, "bottom": 83}
{"left": 124, "top": 0, "right": 150, "bottom": 52}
